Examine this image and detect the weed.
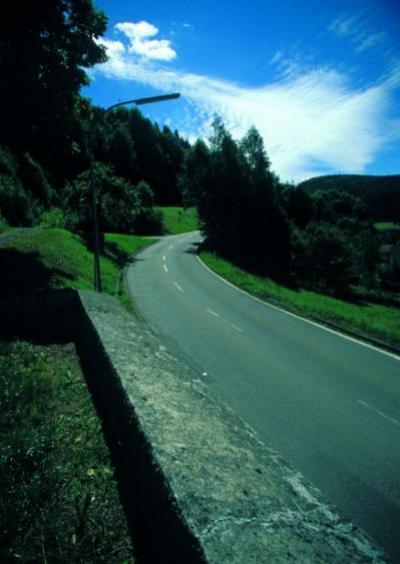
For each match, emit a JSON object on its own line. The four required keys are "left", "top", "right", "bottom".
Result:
{"left": 0, "top": 340, "right": 134, "bottom": 562}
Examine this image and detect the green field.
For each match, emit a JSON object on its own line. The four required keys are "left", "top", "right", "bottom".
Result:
{"left": 0, "top": 228, "right": 154, "bottom": 305}
{"left": 375, "top": 222, "right": 400, "bottom": 231}
{"left": 201, "top": 251, "right": 400, "bottom": 348}
{"left": 0, "top": 340, "right": 133, "bottom": 562}
{"left": 156, "top": 206, "right": 199, "bottom": 234}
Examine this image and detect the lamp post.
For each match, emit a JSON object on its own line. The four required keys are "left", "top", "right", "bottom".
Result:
{"left": 89, "top": 92, "right": 180, "bottom": 292}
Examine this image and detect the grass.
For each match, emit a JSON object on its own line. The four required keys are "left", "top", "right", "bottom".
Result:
{"left": 0, "top": 340, "right": 134, "bottom": 562}
{"left": 201, "top": 251, "right": 400, "bottom": 348}
{"left": 375, "top": 221, "right": 400, "bottom": 231}
{"left": 156, "top": 206, "right": 199, "bottom": 234}
{"left": 0, "top": 232, "right": 156, "bottom": 560}
{"left": 0, "top": 228, "right": 154, "bottom": 306}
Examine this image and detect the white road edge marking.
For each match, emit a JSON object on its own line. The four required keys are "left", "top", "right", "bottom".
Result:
{"left": 229, "top": 322, "right": 243, "bottom": 333}
{"left": 357, "top": 399, "right": 400, "bottom": 428}
{"left": 196, "top": 255, "right": 400, "bottom": 362}
{"left": 206, "top": 308, "right": 220, "bottom": 318}
{"left": 163, "top": 264, "right": 168, "bottom": 273}
{"left": 174, "top": 281, "right": 184, "bottom": 293}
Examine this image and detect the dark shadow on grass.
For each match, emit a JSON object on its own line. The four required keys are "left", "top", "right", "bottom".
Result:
{"left": 0, "top": 248, "right": 73, "bottom": 295}
{"left": 103, "top": 241, "right": 146, "bottom": 268}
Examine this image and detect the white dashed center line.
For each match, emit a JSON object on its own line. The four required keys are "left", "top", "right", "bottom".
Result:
{"left": 205, "top": 308, "right": 243, "bottom": 334}
{"left": 357, "top": 399, "right": 400, "bottom": 428}
{"left": 174, "top": 281, "right": 184, "bottom": 293}
{"left": 163, "top": 264, "right": 168, "bottom": 273}
{"left": 162, "top": 254, "right": 166, "bottom": 262}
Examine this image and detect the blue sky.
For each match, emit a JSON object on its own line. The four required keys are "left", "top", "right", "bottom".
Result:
{"left": 84, "top": 0, "right": 400, "bottom": 182}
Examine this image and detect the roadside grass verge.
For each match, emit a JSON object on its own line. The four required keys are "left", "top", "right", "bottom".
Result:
{"left": 201, "top": 251, "right": 400, "bottom": 349}
{"left": 0, "top": 228, "right": 154, "bottom": 306}
{"left": 156, "top": 206, "right": 199, "bottom": 234}
{"left": 104, "top": 232, "right": 156, "bottom": 309}
{"left": 0, "top": 340, "right": 133, "bottom": 562}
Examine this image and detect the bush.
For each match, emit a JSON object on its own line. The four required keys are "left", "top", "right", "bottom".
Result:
{"left": 39, "top": 207, "right": 66, "bottom": 228}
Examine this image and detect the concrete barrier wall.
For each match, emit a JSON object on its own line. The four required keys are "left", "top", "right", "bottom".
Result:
{"left": 0, "top": 290, "right": 387, "bottom": 562}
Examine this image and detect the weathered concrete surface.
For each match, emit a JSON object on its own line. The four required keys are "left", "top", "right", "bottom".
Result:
{"left": 78, "top": 290, "right": 387, "bottom": 563}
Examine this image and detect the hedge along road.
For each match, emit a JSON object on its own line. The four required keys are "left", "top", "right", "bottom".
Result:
{"left": 127, "top": 230, "right": 400, "bottom": 561}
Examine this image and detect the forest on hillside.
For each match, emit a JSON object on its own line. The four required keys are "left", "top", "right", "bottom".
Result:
{"left": 0, "top": 0, "right": 399, "bottom": 298}
{"left": 298, "top": 175, "right": 400, "bottom": 222}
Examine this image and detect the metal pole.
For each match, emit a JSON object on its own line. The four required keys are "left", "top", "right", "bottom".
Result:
{"left": 89, "top": 92, "right": 181, "bottom": 292}
{"left": 89, "top": 118, "right": 102, "bottom": 292}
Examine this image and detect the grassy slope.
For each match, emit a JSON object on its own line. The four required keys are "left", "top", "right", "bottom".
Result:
{"left": 201, "top": 251, "right": 400, "bottom": 348}
{"left": 0, "top": 228, "right": 154, "bottom": 302}
{"left": 156, "top": 206, "right": 199, "bottom": 234}
{"left": 0, "top": 340, "right": 133, "bottom": 562}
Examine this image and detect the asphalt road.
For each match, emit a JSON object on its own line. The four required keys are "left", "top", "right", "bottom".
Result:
{"left": 127, "top": 231, "right": 400, "bottom": 561}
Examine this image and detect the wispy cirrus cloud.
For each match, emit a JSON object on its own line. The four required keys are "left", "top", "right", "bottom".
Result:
{"left": 329, "top": 14, "right": 387, "bottom": 54}
{"left": 94, "top": 21, "right": 400, "bottom": 182}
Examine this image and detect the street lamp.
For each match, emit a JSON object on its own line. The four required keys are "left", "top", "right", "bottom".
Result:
{"left": 89, "top": 92, "right": 181, "bottom": 292}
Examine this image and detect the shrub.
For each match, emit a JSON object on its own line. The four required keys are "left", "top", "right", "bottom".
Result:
{"left": 39, "top": 207, "right": 66, "bottom": 228}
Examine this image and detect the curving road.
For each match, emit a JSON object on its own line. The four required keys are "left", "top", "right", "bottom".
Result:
{"left": 127, "top": 231, "right": 400, "bottom": 561}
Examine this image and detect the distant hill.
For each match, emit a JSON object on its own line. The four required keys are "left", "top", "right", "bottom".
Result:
{"left": 297, "top": 174, "right": 400, "bottom": 221}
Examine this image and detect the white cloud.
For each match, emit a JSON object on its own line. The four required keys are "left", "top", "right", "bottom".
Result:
{"left": 329, "top": 14, "right": 387, "bottom": 54}
{"left": 114, "top": 21, "right": 177, "bottom": 61}
{"left": 95, "top": 26, "right": 400, "bottom": 182}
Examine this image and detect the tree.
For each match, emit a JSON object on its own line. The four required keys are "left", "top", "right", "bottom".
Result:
{"left": 239, "top": 126, "right": 291, "bottom": 277}
{"left": 108, "top": 125, "right": 137, "bottom": 181}
{"left": 179, "top": 140, "right": 212, "bottom": 208}
{"left": 132, "top": 181, "right": 163, "bottom": 234}
{"left": 202, "top": 117, "right": 248, "bottom": 253}
{"left": 183, "top": 118, "right": 292, "bottom": 279}
{"left": 62, "top": 164, "right": 162, "bottom": 234}
{"left": 62, "top": 163, "right": 136, "bottom": 233}
{"left": 284, "top": 187, "right": 314, "bottom": 228}
{"left": 292, "top": 222, "right": 354, "bottom": 295}
{"left": 18, "top": 154, "right": 54, "bottom": 208}
{"left": 0, "top": 0, "right": 107, "bottom": 183}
